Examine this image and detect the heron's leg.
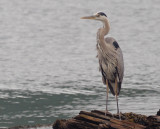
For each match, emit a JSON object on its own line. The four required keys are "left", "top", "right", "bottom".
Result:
{"left": 105, "top": 80, "right": 109, "bottom": 116}
{"left": 115, "top": 78, "right": 120, "bottom": 119}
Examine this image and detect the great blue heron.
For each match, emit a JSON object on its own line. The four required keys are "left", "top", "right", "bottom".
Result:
{"left": 81, "top": 12, "right": 124, "bottom": 117}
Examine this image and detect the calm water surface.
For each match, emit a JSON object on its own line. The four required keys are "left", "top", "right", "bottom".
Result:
{"left": 0, "top": 0, "right": 160, "bottom": 128}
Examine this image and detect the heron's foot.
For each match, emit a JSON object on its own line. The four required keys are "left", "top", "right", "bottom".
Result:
{"left": 117, "top": 112, "right": 122, "bottom": 120}
{"left": 105, "top": 110, "right": 108, "bottom": 116}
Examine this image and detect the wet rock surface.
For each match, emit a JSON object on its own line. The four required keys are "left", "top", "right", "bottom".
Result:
{"left": 53, "top": 109, "right": 160, "bottom": 129}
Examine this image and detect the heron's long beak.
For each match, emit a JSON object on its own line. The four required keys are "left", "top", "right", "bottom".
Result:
{"left": 81, "top": 15, "right": 96, "bottom": 20}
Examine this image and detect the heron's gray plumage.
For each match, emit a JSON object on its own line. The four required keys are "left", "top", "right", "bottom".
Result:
{"left": 98, "top": 37, "right": 124, "bottom": 96}
{"left": 81, "top": 12, "right": 124, "bottom": 117}
{"left": 97, "top": 26, "right": 124, "bottom": 95}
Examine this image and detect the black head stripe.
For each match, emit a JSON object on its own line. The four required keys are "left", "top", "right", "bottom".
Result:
{"left": 98, "top": 12, "right": 107, "bottom": 17}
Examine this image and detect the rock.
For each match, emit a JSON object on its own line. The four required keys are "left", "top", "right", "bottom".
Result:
{"left": 53, "top": 110, "right": 149, "bottom": 129}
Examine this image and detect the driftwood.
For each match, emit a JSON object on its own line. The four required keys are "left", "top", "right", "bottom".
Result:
{"left": 53, "top": 110, "right": 160, "bottom": 129}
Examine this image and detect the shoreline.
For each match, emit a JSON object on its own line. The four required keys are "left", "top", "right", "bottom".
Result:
{"left": 3, "top": 109, "right": 160, "bottom": 129}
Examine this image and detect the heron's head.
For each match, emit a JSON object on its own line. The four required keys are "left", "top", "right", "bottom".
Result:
{"left": 81, "top": 12, "right": 107, "bottom": 21}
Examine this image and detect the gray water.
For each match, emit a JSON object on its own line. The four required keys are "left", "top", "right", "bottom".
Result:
{"left": 0, "top": 0, "right": 160, "bottom": 128}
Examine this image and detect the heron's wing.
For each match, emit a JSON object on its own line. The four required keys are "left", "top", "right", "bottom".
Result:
{"left": 104, "top": 37, "right": 124, "bottom": 95}
{"left": 105, "top": 37, "right": 124, "bottom": 82}
{"left": 116, "top": 44, "right": 124, "bottom": 83}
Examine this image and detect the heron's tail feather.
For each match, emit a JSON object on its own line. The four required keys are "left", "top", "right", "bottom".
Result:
{"left": 108, "top": 81, "right": 121, "bottom": 96}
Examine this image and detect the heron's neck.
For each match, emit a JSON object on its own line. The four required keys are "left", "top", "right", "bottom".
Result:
{"left": 97, "top": 18, "right": 110, "bottom": 44}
